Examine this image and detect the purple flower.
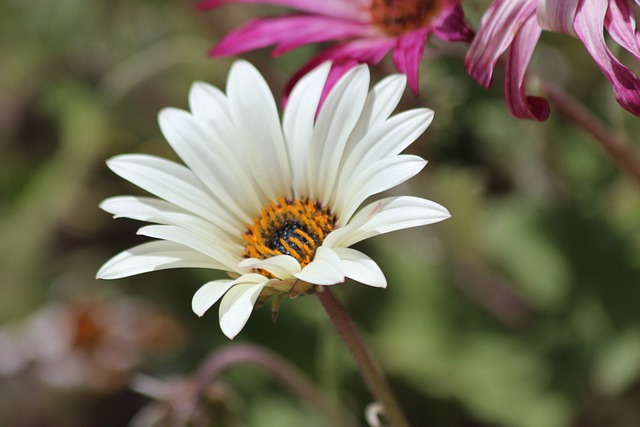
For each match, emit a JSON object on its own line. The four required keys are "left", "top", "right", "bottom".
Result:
{"left": 200, "top": 0, "right": 473, "bottom": 97}
{"left": 465, "top": 0, "right": 640, "bottom": 121}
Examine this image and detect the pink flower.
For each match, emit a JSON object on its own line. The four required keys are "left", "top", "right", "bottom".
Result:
{"left": 465, "top": 0, "right": 640, "bottom": 120}
{"left": 200, "top": 0, "right": 473, "bottom": 96}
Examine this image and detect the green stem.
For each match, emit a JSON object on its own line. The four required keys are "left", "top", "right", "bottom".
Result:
{"left": 316, "top": 287, "right": 411, "bottom": 427}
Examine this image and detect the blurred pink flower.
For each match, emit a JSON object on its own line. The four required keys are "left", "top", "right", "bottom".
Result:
{"left": 465, "top": 0, "right": 640, "bottom": 120}
{"left": 0, "top": 297, "right": 184, "bottom": 391}
{"left": 200, "top": 0, "right": 473, "bottom": 96}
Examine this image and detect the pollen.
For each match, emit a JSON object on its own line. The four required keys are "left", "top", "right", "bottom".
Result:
{"left": 370, "top": 0, "right": 444, "bottom": 36}
{"left": 242, "top": 197, "right": 337, "bottom": 269}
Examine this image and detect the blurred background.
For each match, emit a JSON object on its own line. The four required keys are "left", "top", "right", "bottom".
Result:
{"left": 2, "top": 0, "right": 640, "bottom": 426}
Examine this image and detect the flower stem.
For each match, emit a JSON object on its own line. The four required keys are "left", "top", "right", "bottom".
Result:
{"left": 195, "top": 343, "right": 355, "bottom": 427}
{"left": 540, "top": 80, "right": 640, "bottom": 186}
{"left": 316, "top": 287, "right": 411, "bottom": 427}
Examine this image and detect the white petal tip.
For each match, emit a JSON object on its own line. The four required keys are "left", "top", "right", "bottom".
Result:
{"left": 223, "top": 331, "right": 238, "bottom": 340}
{"left": 95, "top": 265, "right": 116, "bottom": 280}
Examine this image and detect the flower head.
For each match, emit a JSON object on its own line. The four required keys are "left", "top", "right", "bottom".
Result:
{"left": 465, "top": 0, "right": 640, "bottom": 120}
{"left": 97, "top": 61, "right": 450, "bottom": 339}
{"left": 200, "top": 0, "right": 473, "bottom": 96}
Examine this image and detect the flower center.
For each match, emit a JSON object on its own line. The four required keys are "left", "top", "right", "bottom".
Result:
{"left": 370, "top": 0, "right": 443, "bottom": 36}
{"left": 242, "top": 197, "right": 336, "bottom": 268}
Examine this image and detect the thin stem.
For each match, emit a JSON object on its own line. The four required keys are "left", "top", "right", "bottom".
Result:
{"left": 316, "top": 287, "right": 411, "bottom": 427}
{"left": 540, "top": 81, "right": 640, "bottom": 186}
{"left": 195, "top": 343, "right": 355, "bottom": 427}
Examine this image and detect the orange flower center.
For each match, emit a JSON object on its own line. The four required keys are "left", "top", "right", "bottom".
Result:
{"left": 370, "top": 0, "right": 444, "bottom": 36}
{"left": 242, "top": 197, "right": 336, "bottom": 268}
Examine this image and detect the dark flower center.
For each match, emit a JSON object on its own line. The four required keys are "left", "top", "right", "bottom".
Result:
{"left": 370, "top": 0, "right": 444, "bottom": 36}
{"left": 243, "top": 197, "right": 336, "bottom": 269}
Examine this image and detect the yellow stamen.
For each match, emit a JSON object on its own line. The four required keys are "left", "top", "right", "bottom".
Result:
{"left": 242, "top": 198, "right": 337, "bottom": 274}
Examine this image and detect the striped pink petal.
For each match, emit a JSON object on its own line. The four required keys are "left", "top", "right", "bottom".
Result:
{"left": 465, "top": 0, "right": 537, "bottom": 88}
{"left": 574, "top": 0, "right": 640, "bottom": 116}
{"left": 605, "top": 0, "right": 640, "bottom": 60}
{"left": 537, "top": 0, "right": 580, "bottom": 33}
{"left": 504, "top": 14, "right": 549, "bottom": 120}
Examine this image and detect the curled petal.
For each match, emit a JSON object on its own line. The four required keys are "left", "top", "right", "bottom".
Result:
{"left": 505, "top": 14, "right": 550, "bottom": 120}
{"left": 605, "top": 0, "right": 640, "bottom": 60}
{"left": 537, "top": 0, "right": 580, "bottom": 34}
{"left": 574, "top": 1, "right": 640, "bottom": 116}
{"left": 465, "top": 0, "right": 537, "bottom": 88}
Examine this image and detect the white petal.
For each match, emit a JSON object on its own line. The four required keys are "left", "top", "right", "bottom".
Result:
{"left": 332, "top": 247, "right": 387, "bottom": 288}
{"left": 282, "top": 62, "right": 331, "bottom": 197}
{"left": 294, "top": 246, "right": 344, "bottom": 285}
{"left": 188, "top": 81, "right": 231, "bottom": 123}
{"left": 323, "top": 200, "right": 381, "bottom": 249}
{"left": 309, "top": 65, "right": 370, "bottom": 203}
{"left": 337, "top": 155, "right": 427, "bottom": 226}
{"left": 106, "top": 154, "right": 239, "bottom": 231}
{"left": 219, "top": 276, "right": 269, "bottom": 339}
{"left": 227, "top": 60, "right": 291, "bottom": 200}
{"left": 137, "top": 225, "right": 242, "bottom": 272}
{"left": 100, "top": 196, "right": 185, "bottom": 224}
{"left": 159, "top": 108, "right": 262, "bottom": 221}
{"left": 238, "top": 255, "right": 301, "bottom": 280}
{"left": 192, "top": 280, "right": 235, "bottom": 317}
{"left": 188, "top": 81, "right": 253, "bottom": 177}
{"left": 337, "top": 108, "right": 433, "bottom": 194}
{"left": 96, "top": 241, "right": 223, "bottom": 279}
{"left": 344, "top": 74, "right": 408, "bottom": 153}
{"left": 328, "top": 196, "right": 450, "bottom": 248}
{"left": 357, "top": 196, "right": 451, "bottom": 232}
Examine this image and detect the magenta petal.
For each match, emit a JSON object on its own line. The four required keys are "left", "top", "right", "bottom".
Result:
{"left": 283, "top": 39, "right": 395, "bottom": 104}
{"left": 272, "top": 18, "right": 376, "bottom": 55}
{"left": 197, "top": 0, "right": 367, "bottom": 21}
{"left": 574, "top": 1, "right": 640, "bottom": 116}
{"left": 432, "top": 2, "right": 475, "bottom": 43}
{"left": 605, "top": 0, "right": 640, "bottom": 60}
{"left": 504, "top": 14, "right": 549, "bottom": 121}
{"left": 210, "top": 16, "right": 372, "bottom": 57}
{"left": 392, "top": 29, "right": 428, "bottom": 95}
{"left": 465, "top": 0, "right": 537, "bottom": 88}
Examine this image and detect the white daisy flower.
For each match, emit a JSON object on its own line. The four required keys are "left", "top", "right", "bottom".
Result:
{"left": 97, "top": 60, "right": 450, "bottom": 339}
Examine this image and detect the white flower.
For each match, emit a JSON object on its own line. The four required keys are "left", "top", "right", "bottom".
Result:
{"left": 97, "top": 60, "right": 450, "bottom": 339}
